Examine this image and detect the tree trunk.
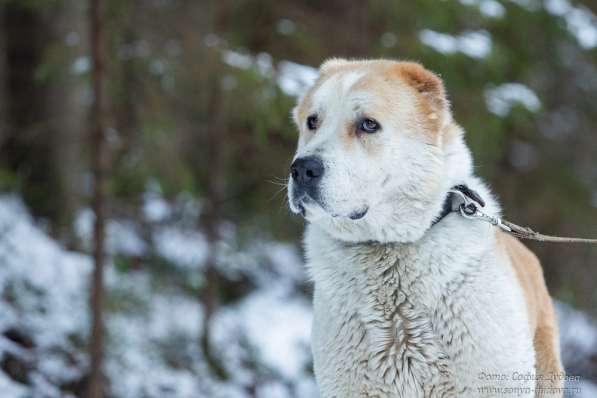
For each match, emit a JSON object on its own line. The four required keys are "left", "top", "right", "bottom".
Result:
{"left": 190, "top": 1, "right": 229, "bottom": 378}
{"left": 199, "top": 50, "right": 228, "bottom": 379}
{"left": 0, "top": 7, "right": 5, "bottom": 145}
{"left": 49, "top": 2, "right": 86, "bottom": 244}
{"left": 87, "top": 0, "right": 108, "bottom": 397}
{"left": 0, "top": 2, "right": 82, "bottom": 243}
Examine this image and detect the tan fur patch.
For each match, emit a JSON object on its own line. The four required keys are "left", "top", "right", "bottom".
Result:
{"left": 295, "top": 60, "right": 449, "bottom": 147}
{"left": 392, "top": 62, "right": 447, "bottom": 133}
{"left": 394, "top": 62, "right": 445, "bottom": 101}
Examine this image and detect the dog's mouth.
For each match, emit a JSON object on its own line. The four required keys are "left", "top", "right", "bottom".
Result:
{"left": 347, "top": 206, "right": 369, "bottom": 220}
{"left": 293, "top": 196, "right": 369, "bottom": 221}
{"left": 296, "top": 201, "right": 306, "bottom": 217}
{"left": 292, "top": 195, "right": 318, "bottom": 218}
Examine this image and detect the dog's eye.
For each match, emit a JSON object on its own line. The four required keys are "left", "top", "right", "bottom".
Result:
{"left": 306, "top": 115, "right": 319, "bottom": 131}
{"left": 359, "top": 118, "right": 380, "bottom": 133}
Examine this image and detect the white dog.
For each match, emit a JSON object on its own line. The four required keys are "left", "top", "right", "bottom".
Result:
{"left": 287, "top": 59, "right": 563, "bottom": 397}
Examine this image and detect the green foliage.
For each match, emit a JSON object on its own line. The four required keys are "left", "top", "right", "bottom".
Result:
{"left": 0, "top": 168, "right": 20, "bottom": 192}
{"left": 2, "top": 0, "right": 597, "bottom": 309}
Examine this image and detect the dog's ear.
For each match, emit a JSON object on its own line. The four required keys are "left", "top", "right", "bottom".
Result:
{"left": 395, "top": 62, "right": 448, "bottom": 115}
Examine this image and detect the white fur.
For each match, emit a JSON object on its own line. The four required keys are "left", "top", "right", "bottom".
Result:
{"left": 289, "top": 70, "right": 454, "bottom": 243}
{"left": 288, "top": 65, "right": 537, "bottom": 397}
{"left": 305, "top": 203, "right": 536, "bottom": 397}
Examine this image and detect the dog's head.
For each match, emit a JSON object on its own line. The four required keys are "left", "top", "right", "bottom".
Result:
{"left": 288, "top": 59, "right": 473, "bottom": 243}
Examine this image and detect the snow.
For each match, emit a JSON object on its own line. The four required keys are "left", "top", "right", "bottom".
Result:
{"left": 218, "top": 240, "right": 306, "bottom": 290}
{"left": 508, "top": 0, "right": 541, "bottom": 11}
{"left": 212, "top": 286, "right": 316, "bottom": 396}
{"left": 143, "top": 191, "right": 171, "bottom": 222}
{"left": 0, "top": 195, "right": 91, "bottom": 396}
{"left": 556, "top": 301, "right": 597, "bottom": 398}
{"left": 71, "top": 56, "right": 90, "bottom": 75}
{"left": 277, "top": 19, "right": 296, "bottom": 36}
{"left": 276, "top": 61, "right": 319, "bottom": 97}
{"left": 0, "top": 372, "right": 28, "bottom": 398}
{"left": 544, "top": 0, "right": 597, "bottom": 49}
{"left": 75, "top": 208, "right": 147, "bottom": 256}
{"left": 418, "top": 29, "right": 493, "bottom": 59}
{"left": 458, "top": 31, "right": 493, "bottom": 58}
{"left": 222, "top": 50, "right": 275, "bottom": 79}
{"left": 0, "top": 194, "right": 316, "bottom": 397}
{"left": 484, "top": 82, "right": 541, "bottom": 116}
{"left": 221, "top": 51, "right": 317, "bottom": 97}
{"left": 223, "top": 50, "right": 254, "bottom": 70}
{"left": 556, "top": 301, "right": 597, "bottom": 364}
{"left": 105, "top": 277, "right": 205, "bottom": 398}
{"left": 210, "top": 37, "right": 318, "bottom": 98}
{"left": 459, "top": 0, "right": 506, "bottom": 18}
{"left": 577, "top": 380, "right": 597, "bottom": 398}
{"left": 255, "top": 53, "right": 274, "bottom": 77}
{"left": 153, "top": 226, "right": 208, "bottom": 269}
{"left": 236, "top": 288, "right": 311, "bottom": 379}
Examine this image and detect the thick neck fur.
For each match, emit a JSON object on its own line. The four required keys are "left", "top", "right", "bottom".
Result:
{"left": 303, "top": 184, "right": 523, "bottom": 397}
{"left": 304, "top": 173, "right": 499, "bottom": 292}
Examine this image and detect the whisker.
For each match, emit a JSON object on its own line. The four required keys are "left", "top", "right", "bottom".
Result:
{"left": 267, "top": 176, "right": 290, "bottom": 187}
{"left": 268, "top": 182, "right": 289, "bottom": 203}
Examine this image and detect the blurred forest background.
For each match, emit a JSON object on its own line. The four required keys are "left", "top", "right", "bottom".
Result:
{"left": 0, "top": 0, "right": 596, "bottom": 397}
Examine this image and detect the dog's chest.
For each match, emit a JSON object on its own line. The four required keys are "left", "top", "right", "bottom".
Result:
{"left": 312, "top": 253, "right": 461, "bottom": 397}
{"left": 308, "top": 237, "right": 535, "bottom": 398}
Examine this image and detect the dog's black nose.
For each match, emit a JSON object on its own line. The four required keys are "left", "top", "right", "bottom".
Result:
{"left": 290, "top": 156, "right": 324, "bottom": 187}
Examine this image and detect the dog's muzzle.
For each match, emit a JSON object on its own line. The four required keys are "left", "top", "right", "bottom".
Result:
{"left": 290, "top": 156, "right": 324, "bottom": 210}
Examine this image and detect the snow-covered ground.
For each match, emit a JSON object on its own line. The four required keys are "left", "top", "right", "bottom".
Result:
{"left": 0, "top": 196, "right": 90, "bottom": 397}
{"left": 0, "top": 193, "right": 596, "bottom": 397}
{"left": 0, "top": 194, "right": 315, "bottom": 397}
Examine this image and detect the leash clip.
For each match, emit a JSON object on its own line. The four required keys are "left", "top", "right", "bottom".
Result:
{"left": 446, "top": 184, "right": 597, "bottom": 244}
{"left": 461, "top": 204, "right": 513, "bottom": 233}
{"left": 448, "top": 188, "right": 512, "bottom": 232}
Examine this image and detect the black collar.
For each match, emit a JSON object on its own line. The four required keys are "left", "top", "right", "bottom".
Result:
{"left": 431, "top": 184, "right": 486, "bottom": 227}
